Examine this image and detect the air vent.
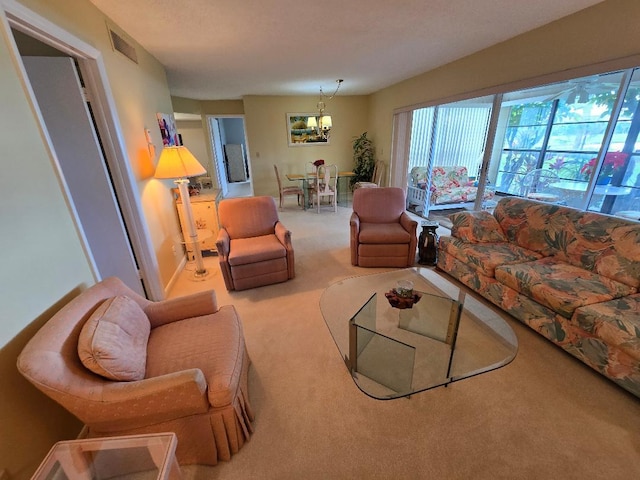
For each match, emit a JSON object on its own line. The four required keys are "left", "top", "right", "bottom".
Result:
{"left": 108, "top": 26, "right": 138, "bottom": 64}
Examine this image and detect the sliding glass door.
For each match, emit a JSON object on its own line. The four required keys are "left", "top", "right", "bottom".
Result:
{"left": 398, "top": 67, "right": 640, "bottom": 221}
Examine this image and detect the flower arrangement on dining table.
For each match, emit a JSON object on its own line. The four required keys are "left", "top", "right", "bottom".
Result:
{"left": 580, "top": 152, "right": 628, "bottom": 180}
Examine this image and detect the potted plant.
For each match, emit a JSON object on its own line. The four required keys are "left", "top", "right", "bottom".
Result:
{"left": 351, "top": 132, "right": 376, "bottom": 188}
{"left": 580, "top": 152, "right": 627, "bottom": 184}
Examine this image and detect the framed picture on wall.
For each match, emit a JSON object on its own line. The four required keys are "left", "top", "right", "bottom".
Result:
{"left": 287, "top": 113, "right": 332, "bottom": 146}
{"left": 156, "top": 112, "right": 180, "bottom": 147}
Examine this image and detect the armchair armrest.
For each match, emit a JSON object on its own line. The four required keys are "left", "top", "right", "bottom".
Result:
{"left": 349, "top": 211, "right": 360, "bottom": 230}
{"left": 144, "top": 290, "right": 218, "bottom": 328}
{"left": 349, "top": 212, "right": 361, "bottom": 266}
{"left": 399, "top": 212, "right": 418, "bottom": 234}
{"left": 275, "top": 221, "right": 295, "bottom": 278}
{"left": 275, "top": 221, "right": 292, "bottom": 247}
{"left": 84, "top": 369, "right": 210, "bottom": 432}
{"left": 216, "top": 228, "right": 230, "bottom": 258}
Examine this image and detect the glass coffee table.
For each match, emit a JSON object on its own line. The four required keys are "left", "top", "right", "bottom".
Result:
{"left": 320, "top": 267, "right": 517, "bottom": 400}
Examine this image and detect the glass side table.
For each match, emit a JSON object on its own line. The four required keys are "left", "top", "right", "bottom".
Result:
{"left": 31, "top": 433, "right": 182, "bottom": 480}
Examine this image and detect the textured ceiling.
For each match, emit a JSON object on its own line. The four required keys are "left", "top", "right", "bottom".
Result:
{"left": 89, "top": 0, "right": 604, "bottom": 100}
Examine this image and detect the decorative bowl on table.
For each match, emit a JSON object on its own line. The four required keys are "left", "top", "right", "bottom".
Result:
{"left": 385, "top": 289, "right": 422, "bottom": 309}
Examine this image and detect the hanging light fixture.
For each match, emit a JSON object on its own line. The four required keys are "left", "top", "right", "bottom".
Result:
{"left": 315, "top": 79, "right": 342, "bottom": 139}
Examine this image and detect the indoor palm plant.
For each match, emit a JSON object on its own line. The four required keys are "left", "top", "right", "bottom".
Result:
{"left": 351, "top": 132, "right": 376, "bottom": 188}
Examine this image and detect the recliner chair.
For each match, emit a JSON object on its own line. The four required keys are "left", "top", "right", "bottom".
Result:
{"left": 216, "top": 196, "right": 295, "bottom": 290}
{"left": 350, "top": 187, "right": 418, "bottom": 267}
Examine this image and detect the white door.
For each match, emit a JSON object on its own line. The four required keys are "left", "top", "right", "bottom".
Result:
{"left": 209, "top": 117, "right": 229, "bottom": 197}
{"left": 23, "top": 56, "right": 144, "bottom": 296}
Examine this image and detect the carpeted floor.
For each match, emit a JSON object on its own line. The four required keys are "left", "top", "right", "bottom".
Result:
{"left": 168, "top": 202, "right": 640, "bottom": 480}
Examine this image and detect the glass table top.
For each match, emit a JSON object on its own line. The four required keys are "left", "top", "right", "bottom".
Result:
{"left": 320, "top": 267, "right": 518, "bottom": 400}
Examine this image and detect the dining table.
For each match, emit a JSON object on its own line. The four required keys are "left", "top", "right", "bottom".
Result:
{"left": 286, "top": 170, "right": 355, "bottom": 209}
{"left": 549, "top": 180, "right": 632, "bottom": 213}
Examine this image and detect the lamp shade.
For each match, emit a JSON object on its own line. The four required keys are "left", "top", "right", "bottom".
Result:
{"left": 306, "top": 116, "right": 317, "bottom": 128}
{"left": 154, "top": 146, "right": 206, "bottom": 179}
{"left": 320, "top": 115, "right": 332, "bottom": 128}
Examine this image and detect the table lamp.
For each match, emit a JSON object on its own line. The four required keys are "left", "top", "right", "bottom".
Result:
{"left": 154, "top": 146, "right": 209, "bottom": 279}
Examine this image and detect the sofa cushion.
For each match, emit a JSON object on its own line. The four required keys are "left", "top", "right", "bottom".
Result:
{"left": 146, "top": 305, "right": 245, "bottom": 408}
{"left": 494, "top": 197, "right": 640, "bottom": 289}
{"left": 449, "top": 211, "right": 507, "bottom": 243}
{"left": 439, "top": 236, "right": 542, "bottom": 277}
{"left": 494, "top": 198, "right": 565, "bottom": 256}
{"left": 553, "top": 211, "right": 640, "bottom": 289}
{"left": 78, "top": 295, "right": 150, "bottom": 381}
{"left": 358, "top": 222, "right": 412, "bottom": 244}
{"left": 495, "top": 257, "right": 637, "bottom": 319}
{"left": 572, "top": 294, "right": 640, "bottom": 361}
{"left": 229, "top": 234, "right": 286, "bottom": 266}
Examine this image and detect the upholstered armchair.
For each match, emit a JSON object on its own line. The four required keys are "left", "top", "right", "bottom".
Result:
{"left": 17, "top": 277, "right": 254, "bottom": 466}
{"left": 216, "top": 196, "right": 295, "bottom": 290}
{"left": 350, "top": 187, "right": 418, "bottom": 267}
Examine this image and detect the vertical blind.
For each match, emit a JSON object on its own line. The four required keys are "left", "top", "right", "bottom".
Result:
{"left": 409, "top": 106, "right": 492, "bottom": 178}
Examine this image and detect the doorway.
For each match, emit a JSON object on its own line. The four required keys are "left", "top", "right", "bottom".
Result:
{"left": 6, "top": 10, "right": 163, "bottom": 299}
{"left": 207, "top": 115, "right": 253, "bottom": 198}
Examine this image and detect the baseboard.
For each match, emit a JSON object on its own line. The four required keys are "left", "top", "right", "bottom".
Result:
{"left": 164, "top": 256, "right": 187, "bottom": 298}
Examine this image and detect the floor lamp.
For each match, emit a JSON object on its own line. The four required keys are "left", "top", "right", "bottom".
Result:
{"left": 154, "top": 145, "right": 209, "bottom": 279}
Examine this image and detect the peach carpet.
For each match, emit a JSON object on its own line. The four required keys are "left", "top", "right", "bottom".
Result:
{"left": 169, "top": 202, "right": 640, "bottom": 480}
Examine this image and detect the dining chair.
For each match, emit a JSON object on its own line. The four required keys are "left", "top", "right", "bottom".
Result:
{"left": 521, "top": 168, "right": 560, "bottom": 202}
{"left": 312, "top": 164, "right": 338, "bottom": 213}
{"left": 305, "top": 161, "right": 318, "bottom": 207}
{"left": 354, "top": 160, "right": 385, "bottom": 189}
{"left": 273, "top": 164, "right": 303, "bottom": 209}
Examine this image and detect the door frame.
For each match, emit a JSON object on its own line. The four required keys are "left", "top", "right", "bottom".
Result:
{"left": 1, "top": 0, "right": 164, "bottom": 299}
{"left": 206, "top": 114, "right": 254, "bottom": 197}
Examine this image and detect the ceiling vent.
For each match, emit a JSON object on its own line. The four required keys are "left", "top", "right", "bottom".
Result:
{"left": 107, "top": 24, "right": 138, "bottom": 64}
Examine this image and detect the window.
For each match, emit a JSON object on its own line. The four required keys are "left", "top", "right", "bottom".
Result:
{"left": 401, "top": 68, "right": 640, "bottom": 220}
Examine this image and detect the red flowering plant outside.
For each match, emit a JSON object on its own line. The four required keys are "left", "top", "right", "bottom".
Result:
{"left": 580, "top": 152, "right": 628, "bottom": 179}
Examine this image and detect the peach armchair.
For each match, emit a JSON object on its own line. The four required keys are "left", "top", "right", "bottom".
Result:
{"left": 17, "top": 277, "right": 253, "bottom": 466}
{"left": 216, "top": 196, "right": 295, "bottom": 290}
{"left": 350, "top": 187, "right": 418, "bottom": 267}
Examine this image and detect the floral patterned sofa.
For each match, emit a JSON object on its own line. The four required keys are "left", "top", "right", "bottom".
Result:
{"left": 438, "top": 197, "right": 640, "bottom": 398}
{"left": 407, "top": 165, "right": 494, "bottom": 213}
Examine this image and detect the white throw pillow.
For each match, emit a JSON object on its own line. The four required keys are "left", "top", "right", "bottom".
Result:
{"left": 78, "top": 295, "right": 150, "bottom": 381}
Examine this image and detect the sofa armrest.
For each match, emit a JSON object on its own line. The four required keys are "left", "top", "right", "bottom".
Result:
{"left": 83, "top": 369, "right": 210, "bottom": 432}
{"left": 144, "top": 290, "right": 218, "bottom": 328}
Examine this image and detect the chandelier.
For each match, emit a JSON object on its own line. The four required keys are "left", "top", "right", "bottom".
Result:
{"left": 310, "top": 79, "right": 343, "bottom": 140}
{"left": 316, "top": 79, "right": 343, "bottom": 116}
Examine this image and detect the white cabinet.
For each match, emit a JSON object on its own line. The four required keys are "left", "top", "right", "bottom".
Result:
{"left": 176, "top": 189, "right": 221, "bottom": 259}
